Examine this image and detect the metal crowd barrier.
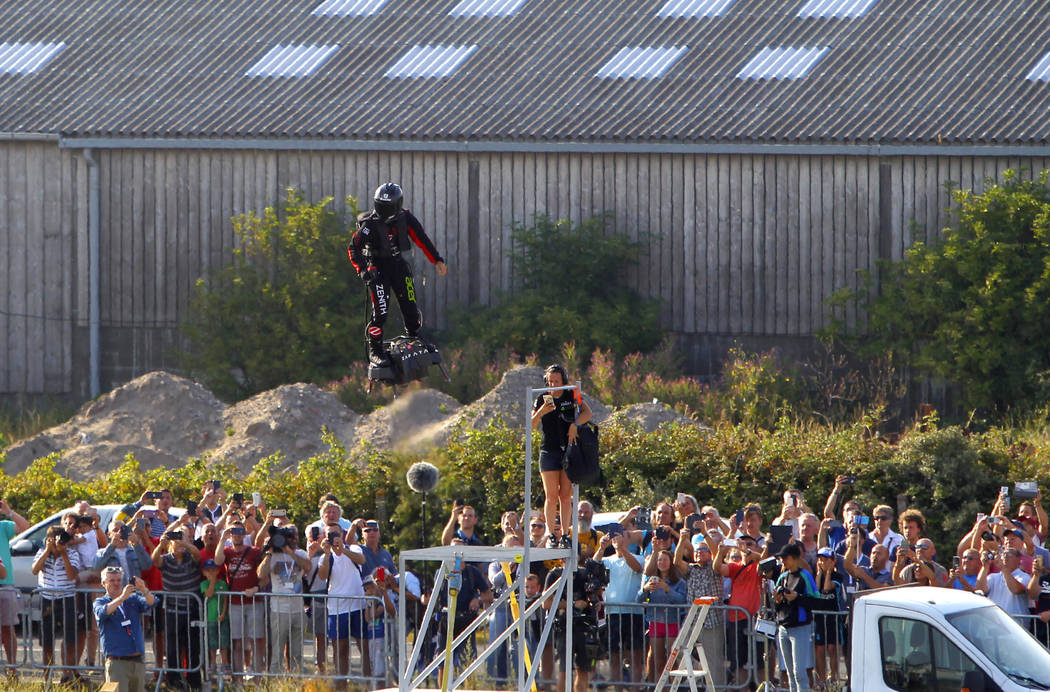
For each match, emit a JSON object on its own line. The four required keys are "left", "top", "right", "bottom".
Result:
{"left": 22, "top": 586, "right": 206, "bottom": 689}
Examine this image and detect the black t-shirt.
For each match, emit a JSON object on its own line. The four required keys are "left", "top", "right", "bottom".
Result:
{"left": 535, "top": 391, "right": 576, "bottom": 452}
{"left": 1035, "top": 573, "right": 1050, "bottom": 614}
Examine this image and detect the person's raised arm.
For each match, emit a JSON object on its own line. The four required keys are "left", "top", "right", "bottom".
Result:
{"left": 1001, "top": 560, "right": 1027, "bottom": 595}
{"left": 824, "top": 476, "right": 848, "bottom": 520}
{"left": 673, "top": 531, "right": 691, "bottom": 577}
{"left": 0, "top": 500, "right": 29, "bottom": 533}
{"left": 1035, "top": 491, "right": 1049, "bottom": 540}
{"left": 31, "top": 540, "right": 52, "bottom": 575}
{"left": 1028, "top": 557, "right": 1044, "bottom": 600}
{"left": 712, "top": 542, "right": 730, "bottom": 578}
{"left": 150, "top": 538, "right": 167, "bottom": 568}
{"left": 318, "top": 542, "right": 333, "bottom": 581}
{"left": 976, "top": 554, "right": 991, "bottom": 593}
{"left": 257, "top": 552, "right": 272, "bottom": 587}
{"left": 441, "top": 505, "right": 462, "bottom": 547}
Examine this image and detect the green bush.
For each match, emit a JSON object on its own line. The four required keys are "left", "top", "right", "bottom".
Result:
{"left": 839, "top": 170, "right": 1050, "bottom": 413}
{"left": 180, "top": 190, "right": 361, "bottom": 402}
{"left": 3, "top": 415, "right": 1049, "bottom": 565}
{"left": 443, "top": 215, "right": 665, "bottom": 361}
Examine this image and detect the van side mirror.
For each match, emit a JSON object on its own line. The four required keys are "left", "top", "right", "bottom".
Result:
{"left": 9, "top": 539, "right": 34, "bottom": 556}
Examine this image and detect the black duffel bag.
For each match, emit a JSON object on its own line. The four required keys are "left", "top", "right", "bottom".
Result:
{"left": 564, "top": 421, "right": 601, "bottom": 486}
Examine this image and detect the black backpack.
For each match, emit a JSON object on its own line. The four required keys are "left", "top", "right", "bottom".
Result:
{"left": 564, "top": 421, "right": 601, "bottom": 486}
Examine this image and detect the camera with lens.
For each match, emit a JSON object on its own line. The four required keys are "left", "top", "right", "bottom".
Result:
{"left": 758, "top": 556, "right": 780, "bottom": 579}
{"left": 576, "top": 558, "right": 609, "bottom": 601}
{"left": 266, "top": 525, "right": 297, "bottom": 552}
{"left": 57, "top": 529, "right": 75, "bottom": 545}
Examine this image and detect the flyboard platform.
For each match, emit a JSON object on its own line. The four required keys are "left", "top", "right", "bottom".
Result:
{"left": 367, "top": 335, "right": 449, "bottom": 393}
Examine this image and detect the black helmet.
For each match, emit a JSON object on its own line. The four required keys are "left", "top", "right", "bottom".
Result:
{"left": 373, "top": 183, "right": 403, "bottom": 221}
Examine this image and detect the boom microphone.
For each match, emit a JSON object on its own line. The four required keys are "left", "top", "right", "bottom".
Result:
{"left": 406, "top": 462, "right": 439, "bottom": 494}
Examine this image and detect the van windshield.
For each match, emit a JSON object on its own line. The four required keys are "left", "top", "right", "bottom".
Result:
{"left": 947, "top": 605, "right": 1050, "bottom": 689}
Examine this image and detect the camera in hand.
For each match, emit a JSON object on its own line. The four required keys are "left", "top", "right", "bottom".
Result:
{"left": 684, "top": 512, "right": 703, "bottom": 532}
{"left": 981, "top": 530, "right": 997, "bottom": 541}
{"left": 578, "top": 559, "right": 609, "bottom": 599}
{"left": 119, "top": 525, "right": 131, "bottom": 540}
{"left": 758, "top": 556, "right": 780, "bottom": 578}
{"left": 842, "top": 476, "right": 856, "bottom": 485}
{"left": 266, "top": 525, "right": 296, "bottom": 551}
{"left": 57, "top": 529, "right": 74, "bottom": 545}
{"left": 327, "top": 530, "right": 341, "bottom": 544}
{"left": 166, "top": 530, "right": 182, "bottom": 541}
{"left": 654, "top": 526, "right": 671, "bottom": 541}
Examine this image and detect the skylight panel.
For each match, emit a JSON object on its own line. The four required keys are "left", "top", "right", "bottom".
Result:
{"left": 312, "top": 0, "right": 387, "bottom": 16}
{"left": 1026, "top": 52, "right": 1050, "bottom": 81}
{"left": 245, "top": 44, "right": 339, "bottom": 78}
{"left": 656, "top": 0, "right": 736, "bottom": 18}
{"left": 798, "top": 0, "right": 879, "bottom": 18}
{"left": 385, "top": 44, "right": 478, "bottom": 78}
{"left": 596, "top": 46, "right": 688, "bottom": 79}
{"left": 449, "top": 0, "right": 527, "bottom": 17}
{"left": 0, "top": 42, "right": 66, "bottom": 75}
{"left": 737, "top": 46, "right": 829, "bottom": 80}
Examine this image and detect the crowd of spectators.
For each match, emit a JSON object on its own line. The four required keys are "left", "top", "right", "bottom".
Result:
{"left": 5, "top": 471, "right": 1050, "bottom": 691}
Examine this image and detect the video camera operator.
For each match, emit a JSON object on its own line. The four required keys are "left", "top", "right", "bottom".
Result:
{"left": 543, "top": 546, "right": 608, "bottom": 692}
{"left": 257, "top": 518, "right": 310, "bottom": 673}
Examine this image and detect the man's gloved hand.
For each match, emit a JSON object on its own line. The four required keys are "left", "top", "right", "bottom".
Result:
{"left": 361, "top": 266, "right": 380, "bottom": 282}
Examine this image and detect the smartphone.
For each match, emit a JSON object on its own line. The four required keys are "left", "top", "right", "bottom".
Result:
{"left": 375, "top": 566, "right": 386, "bottom": 582}
{"left": 853, "top": 516, "right": 870, "bottom": 527}
{"left": 166, "top": 530, "right": 183, "bottom": 541}
{"left": 232, "top": 492, "right": 244, "bottom": 505}
{"left": 311, "top": 526, "right": 321, "bottom": 541}
{"left": 790, "top": 496, "right": 798, "bottom": 507}
{"left": 734, "top": 509, "right": 744, "bottom": 525}
{"left": 232, "top": 526, "right": 246, "bottom": 536}
{"left": 143, "top": 509, "right": 156, "bottom": 519}
{"left": 147, "top": 491, "right": 163, "bottom": 500}
{"left": 1001, "top": 486, "right": 1012, "bottom": 512}
{"left": 252, "top": 492, "right": 262, "bottom": 506}
{"left": 543, "top": 394, "right": 554, "bottom": 407}
{"left": 211, "top": 480, "right": 221, "bottom": 491}
{"left": 676, "top": 492, "right": 687, "bottom": 505}
{"left": 723, "top": 538, "right": 739, "bottom": 548}
{"left": 272, "top": 509, "right": 287, "bottom": 518}
{"left": 327, "top": 531, "right": 340, "bottom": 544}
{"left": 454, "top": 497, "right": 465, "bottom": 508}
{"left": 185, "top": 500, "right": 198, "bottom": 516}
{"left": 119, "top": 525, "right": 131, "bottom": 540}
{"left": 636, "top": 507, "right": 651, "bottom": 529}
{"left": 842, "top": 476, "right": 856, "bottom": 485}
{"left": 135, "top": 518, "right": 145, "bottom": 532}
{"left": 952, "top": 556, "right": 961, "bottom": 570}
{"left": 901, "top": 541, "right": 911, "bottom": 552}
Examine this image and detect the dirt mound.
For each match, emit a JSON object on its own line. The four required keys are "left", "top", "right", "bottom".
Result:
{"left": 613, "top": 401, "right": 709, "bottom": 433}
{"left": 444, "top": 366, "right": 612, "bottom": 437}
{"left": 350, "top": 387, "right": 462, "bottom": 453}
{"left": 2, "top": 371, "right": 225, "bottom": 479}
{"left": 210, "top": 384, "right": 360, "bottom": 473}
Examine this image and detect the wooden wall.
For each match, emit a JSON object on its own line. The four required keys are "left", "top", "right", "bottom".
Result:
{"left": 2, "top": 142, "right": 1048, "bottom": 396}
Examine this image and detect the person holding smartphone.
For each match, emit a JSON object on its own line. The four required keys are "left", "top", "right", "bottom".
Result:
{"left": 1027, "top": 555, "right": 1050, "bottom": 643}
{"left": 151, "top": 526, "right": 202, "bottom": 690}
{"left": 94, "top": 566, "right": 155, "bottom": 692}
{"left": 93, "top": 521, "right": 152, "bottom": 586}
{"left": 216, "top": 521, "right": 265, "bottom": 680}
{"left": 530, "top": 364, "right": 592, "bottom": 549}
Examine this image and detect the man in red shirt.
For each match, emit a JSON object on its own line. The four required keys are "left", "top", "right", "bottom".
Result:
{"left": 714, "top": 534, "right": 763, "bottom": 686}
{"left": 215, "top": 522, "right": 264, "bottom": 680}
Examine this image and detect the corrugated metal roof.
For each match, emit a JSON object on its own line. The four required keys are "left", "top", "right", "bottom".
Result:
{"left": 0, "top": 0, "right": 1048, "bottom": 144}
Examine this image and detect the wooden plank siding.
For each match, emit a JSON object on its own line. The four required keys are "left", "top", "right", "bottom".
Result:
{"left": 4, "top": 145, "right": 1050, "bottom": 396}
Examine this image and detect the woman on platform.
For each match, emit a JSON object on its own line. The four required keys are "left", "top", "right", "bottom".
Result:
{"left": 531, "top": 364, "right": 592, "bottom": 548}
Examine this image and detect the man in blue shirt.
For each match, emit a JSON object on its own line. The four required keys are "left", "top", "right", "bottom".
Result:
{"left": 94, "top": 565, "right": 155, "bottom": 692}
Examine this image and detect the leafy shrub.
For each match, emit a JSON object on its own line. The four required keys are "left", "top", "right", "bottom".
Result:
{"left": 840, "top": 170, "right": 1050, "bottom": 413}
{"left": 180, "top": 190, "right": 361, "bottom": 402}
{"left": 443, "top": 215, "right": 665, "bottom": 362}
